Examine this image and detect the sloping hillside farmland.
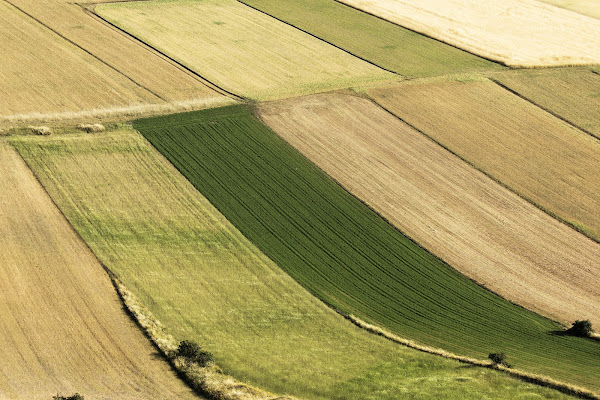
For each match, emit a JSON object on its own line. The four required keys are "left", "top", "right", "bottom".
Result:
{"left": 370, "top": 79, "right": 600, "bottom": 243}
{"left": 537, "top": 0, "right": 600, "bottom": 19}
{"left": 493, "top": 68, "right": 600, "bottom": 139}
{"left": 95, "top": 0, "right": 394, "bottom": 100}
{"left": 338, "top": 0, "right": 600, "bottom": 67}
{"left": 237, "top": 0, "right": 503, "bottom": 77}
{"left": 0, "top": 143, "right": 198, "bottom": 399}
{"left": 134, "top": 106, "right": 600, "bottom": 392}
{"left": 257, "top": 92, "right": 600, "bottom": 327}
{"left": 9, "top": 131, "right": 569, "bottom": 400}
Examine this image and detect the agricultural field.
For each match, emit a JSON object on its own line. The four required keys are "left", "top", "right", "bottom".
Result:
{"left": 257, "top": 92, "right": 600, "bottom": 327}
{"left": 237, "top": 0, "right": 503, "bottom": 77}
{"left": 0, "top": 143, "right": 198, "bottom": 399}
{"left": 538, "top": 0, "right": 600, "bottom": 19}
{"left": 95, "top": 0, "right": 394, "bottom": 101}
{"left": 338, "top": 0, "right": 600, "bottom": 67}
{"left": 8, "top": 130, "right": 571, "bottom": 400}
{"left": 492, "top": 68, "right": 600, "bottom": 139}
{"left": 370, "top": 79, "right": 600, "bottom": 244}
{"left": 133, "top": 106, "right": 600, "bottom": 393}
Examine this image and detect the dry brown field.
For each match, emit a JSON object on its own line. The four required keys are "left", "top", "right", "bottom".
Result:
{"left": 257, "top": 92, "right": 600, "bottom": 327}
{"left": 537, "top": 0, "right": 600, "bottom": 19}
{"left": 0, "top": 142, "right": 198, "bottom": 399}
{"left": 369, "top": 79, "right": 600, "bottom": 243}
{"left": 338, "top": 0, "right": 600, "bottom": 67}
{"left": 493, "top": 68, "right": 600, "bottom": 139}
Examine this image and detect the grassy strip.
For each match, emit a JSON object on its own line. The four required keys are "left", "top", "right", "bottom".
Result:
{"left": 134, "top": 106, "right": 600, "bottom": 392}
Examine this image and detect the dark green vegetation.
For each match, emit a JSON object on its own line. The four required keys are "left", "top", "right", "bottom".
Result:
{"left": 135, "top": 106, "right": 600, "bottom": 392}
{"left": 237, "top": 0, "right": 503, "bottom": 77}
{"left": 567, "top": 321, "right": 594, "bottom": 338}
{"left": 52, "top": 395, "right": 83, "bottom": 400}
{"left": 177, "top": 340, "right": 214, "bottom": 367}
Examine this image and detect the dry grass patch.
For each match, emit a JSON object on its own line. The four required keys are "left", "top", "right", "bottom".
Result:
{"left": 338, "top": 0, "right": 600, "bottom": 67}
{"left": 369, "top": 79, "right": 600, "bottom": 243}
{"left": 258, "top": 92, "right": 600, "bottom": 327}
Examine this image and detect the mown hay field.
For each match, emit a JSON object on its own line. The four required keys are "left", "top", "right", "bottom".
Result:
{"left": 0, "top": 143, "right": 198, "bottom": 399}
{"left": 237, "top": 0, "right": 503, "bottom": 77}
{"left": 538, "top": 0, "right": 600, "bottom": 19}
{"left": 338, "top": 0, "right": 600, "bottom": 67}
{"left": 95, "top": 0, "right": 394, "bottom": 101}
{"left": 370, "top": 79, "right": 600, "bottom": 243}
{"left": 9, "top": 131, "right": 570, "bottom": 400}
{"left": 257, "top": 92, "right": 600, "bottom": 328}
{"left": 493, "top": 68, "right": 600, "bottom": 139}
{"left": 134, "top": 106, "right": 600, "bottom": 392}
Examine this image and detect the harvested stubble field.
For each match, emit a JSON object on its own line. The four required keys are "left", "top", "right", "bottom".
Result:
{"left": 95, "top": 0, "right": 394, "bottom": 101}
{"left": 0, "top": 143, "right": 198, "bottom": 399}
{"left": 369, "top": 79, "right": 600, "bottom": 244}
{"left": 237, "top": 0, "right": 503, "bottom": 77}
{"left": 257, "top": 92, "right": 600, "bottom": 328}
{"left": 538, "top": 0, "right": 600, "bottom": 19}
{"left": 134, "top": 106, "right": 600, "bottom": 393}
{"left": 492, "top": 68, "right": 600, "bottom": 139}
{"left": 338, "top": 0, "right": 600, "bottom": 67}
{"left": 9, "top": 131, "right": 568, "bottom": 400}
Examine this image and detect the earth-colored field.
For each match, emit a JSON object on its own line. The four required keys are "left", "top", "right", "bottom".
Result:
{"left": 10, "top": 131, "right": 571, "bottom": 400}
{"left": 96, "top": 0, "right": 394, "bottom": 100}
{"left": 134, "top": 106, "right": 600, "bottom": 393}
{"left": 338, "top": 0, "right": 600, "bottom": 67}
{"left": 370, "top": 79, "right": 600, "bottom": 243}
{"left": 538, "top": 0, "right": 600, "bottom": 19}
{"left": 492, "top": 68, "right": 600, "bottom": 139}
{"left": 0, "top": 143, "right": 198, "bottom": 399}
{"left": 237, "top": 0, "right": 503, "bottom": 77}
{"left": 257, "top": 92, "right": 600, "bottom": 327}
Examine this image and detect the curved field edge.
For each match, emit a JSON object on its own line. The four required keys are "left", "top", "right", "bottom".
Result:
{"left": 9, "top": 130, "right": 573, "bottom": 400}
{"left": 133, "top": 105, "right": 600, "bottom": 393}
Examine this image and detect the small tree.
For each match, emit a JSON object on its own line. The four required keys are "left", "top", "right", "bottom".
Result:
{"left": 488, "top": 352, "right": 511, "bottom": 367}
{"left": 566, "top": 320, "right": 593, "bottom": 337}
{"left": 177, "top": 340, "right": 214, "bottom": 366}
{"left": 53, "top": 394, "right": 83, "bottom": 400}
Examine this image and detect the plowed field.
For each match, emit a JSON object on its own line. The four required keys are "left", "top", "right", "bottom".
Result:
{"left": 0, "top": 143, "right": 198, "bottom": 399}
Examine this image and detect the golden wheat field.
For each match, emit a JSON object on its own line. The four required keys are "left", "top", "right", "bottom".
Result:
{"left": 338, "top": 0, "right": 600, "bottom": 67}
{"left": 0, "top": 142, "right": 199, "bottom": 399}
{"left": 258, "top": 92, "right": 600, "bottom": 327}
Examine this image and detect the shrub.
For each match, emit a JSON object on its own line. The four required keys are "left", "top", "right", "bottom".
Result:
{"left": 488, "top": 352, "right": 511, "bottom": 367}
{"left": 52, "top": 394, "right": 83, "bottom": 400}
{"left": 77, "top": 123, "right": 105, "bottom": 133}
{"left": 566, "top": 320, "right": 593, "bottom": 337}
{"left": 177, "top": 340, "right": 214, "bottom": 366}
{"left": 29, "top": 125, "right": 51, "bottom": 135}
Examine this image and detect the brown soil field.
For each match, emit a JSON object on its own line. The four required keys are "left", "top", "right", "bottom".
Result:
{"left": 492, "top": 68, "right": 600, "bottom": 139}
{"left": 338, "top": 0, "right": 600, "bottom": 67}
{"left": 0, "top": 142, "right": 199, "bottom": 399}
{"left": 369, "top": 79, "right": 600, "bottom": 243}
{"left": 258, "top": 92, "right": 600, "bottom": 327}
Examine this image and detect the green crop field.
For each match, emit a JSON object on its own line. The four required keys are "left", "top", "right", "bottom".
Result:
{"left": 134, "top": 106, "right": 600, "bottom": 393}
{"left": 237, "top": 0, "right": 503, "bottom": 77}
{"left": 96, "top": 0, "right": 393, "bottom": 100}
{"left": 9, "top": 130, "right": 571, "bottom": 400}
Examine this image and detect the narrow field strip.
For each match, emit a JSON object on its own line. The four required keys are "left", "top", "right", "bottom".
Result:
{"left": 236, "top": 0, "right": 503, "bottom": 77}
{"left": 95, "top": 0, "right": 394, "bottom": 100}
{"left": 337, "top": 0, "right": 600, "bottom": 67}
{"left": 133, "top": 106, "right": 600, "bottom": 393}
{"left": 0, "top": 142, "right": 199, "bottom": 399}
{"left": 10, "top": 130, "right": 574, "bottom": 400}
{"left": 256, "top": 92, "right": 600, "bottom": 327}
{"left": 369, "top": 79, "right": 600, "bottom": 243}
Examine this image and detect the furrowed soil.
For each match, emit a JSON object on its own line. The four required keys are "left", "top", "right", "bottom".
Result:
{"left": 370, "top": 79, "right": 600, "bottom": 243}
{"left": 257, "top": 92, "right": 600, "bottom": 328}
{"left": 338, "top": 0, "right": 600, "bottom": 67}
{"left": 11, "top": 130, "right": 574, "bottom": 400}
{"left": 134, "top": 106, "right": 600, "bottom": 393}
{"left": 0, "top": 143, "right": 199, "bottom": 399}
{"left": 96, "top": 0, "right": 394, "bottom": 100}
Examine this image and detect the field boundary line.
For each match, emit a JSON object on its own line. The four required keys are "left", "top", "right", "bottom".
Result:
{"left": 235, "top": 0, "right": 401, "bottom": 76}
{"left": 83, "top": 2, "right": 245, "bottom": 101}
{"left": 365, "top": 91, "right": 600, "bottom": 245}
{"left": 489, "top": 77, "right": 600, "bottom": 141}
{"left": 347, "top": 315, "right": 600, "bottom": 400}
{"left": 2, "top": 0, "right": 166, "bottom": 101}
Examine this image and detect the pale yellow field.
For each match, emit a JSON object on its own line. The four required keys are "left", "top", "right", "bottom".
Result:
{"left": 538, "top": 0, "right": 600, "bottom": 19}
{"left": 258, "top": 92, "right": 600, "bottom": 327}
{"left": 0, "top": 143, "right": 199, "bottom": 399}
{"left": 338, "top": 0, "right": 600, "bottom": 67}
{"left": 96, "top": 0, "right": 394, "bottom": 100}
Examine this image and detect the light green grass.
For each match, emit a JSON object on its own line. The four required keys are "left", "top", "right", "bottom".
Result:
{"left": 96, "top": 0, "right": 394, "bottom": 100}
{"left": 11, "top": 130, "right": 573, "bottom": 400}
